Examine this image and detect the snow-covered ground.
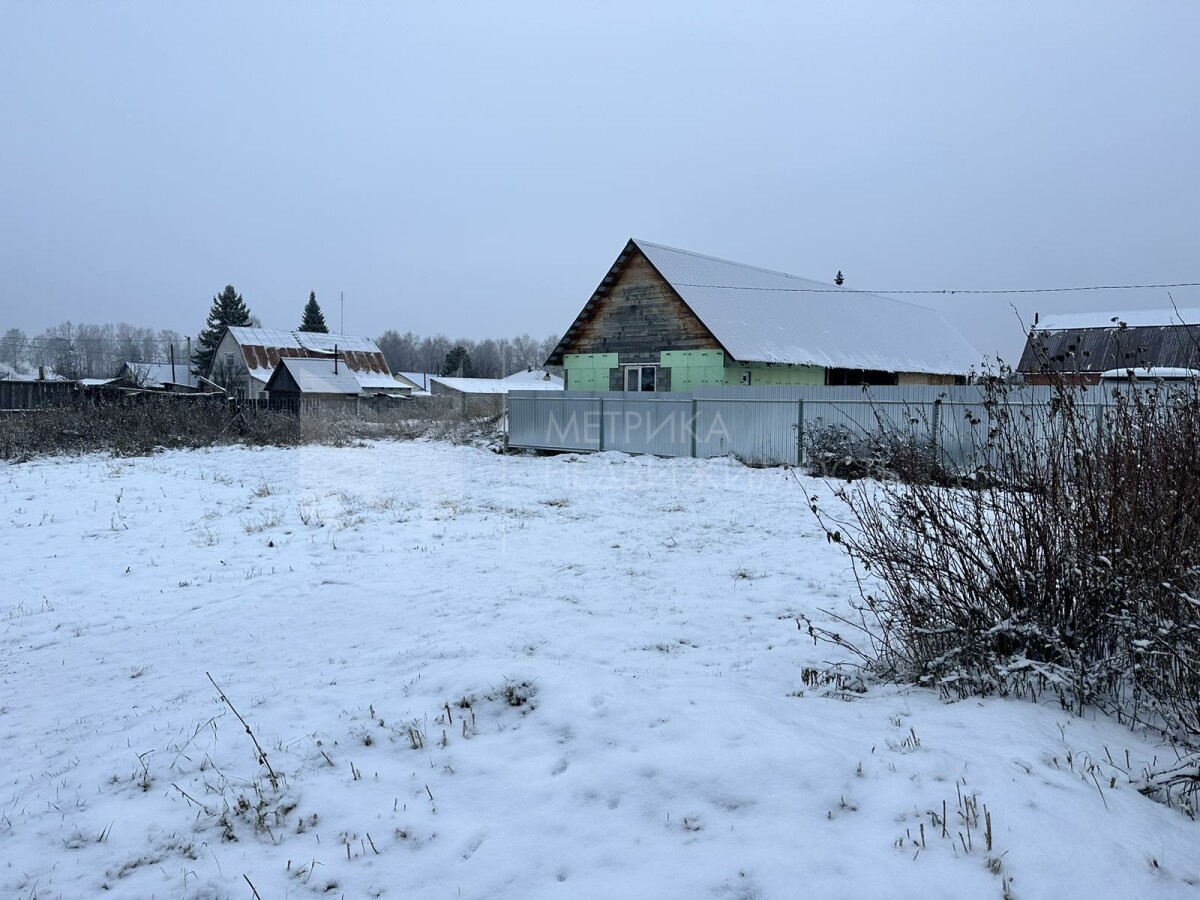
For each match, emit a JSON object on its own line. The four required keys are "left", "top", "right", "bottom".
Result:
{"left": 1, "top": 442, "right": 1196, "bottom": 900}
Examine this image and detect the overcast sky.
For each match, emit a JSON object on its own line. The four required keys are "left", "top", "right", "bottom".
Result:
{"left": 3, "top": 1, "right": 1198, "bottom": 363}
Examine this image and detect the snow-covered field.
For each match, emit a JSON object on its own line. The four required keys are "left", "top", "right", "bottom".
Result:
{"left": 2, "top": 442, "right": 1196, "bottom": 900}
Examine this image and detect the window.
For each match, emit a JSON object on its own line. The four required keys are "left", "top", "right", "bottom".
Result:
{"left": 624, "top": 365, "right": 656, "bottom": 392}
{"left": 225, "top": 352, "right": 235, "bottom": 369}
{"left": 741, "top": 370, "right": 752, "bottom": 385}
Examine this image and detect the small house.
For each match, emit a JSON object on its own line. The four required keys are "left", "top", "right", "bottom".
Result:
{"left": 116, "top": 360, "right": 198, "bottom": 391}
{"left": 545, "top": 239, "right": 980, "bottom": 391}
{"left": 208, "top": 327, "right": 403, "bottom": 399}
{"left": 1018, "top": 308, "right": 1200, "bottom": 385}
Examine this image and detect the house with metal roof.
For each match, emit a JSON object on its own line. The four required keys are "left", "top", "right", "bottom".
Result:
{"left": 116, "top": 360, "right": 199, "bottom": 391}
{"left": 1018, "top": 307, "right": 1200, "bottom": 385}
{"left": 545, "top": 239, "right": 980, "bottom": 391}
{"left": 208, "top": 327, "right": 405, "bottom": 398}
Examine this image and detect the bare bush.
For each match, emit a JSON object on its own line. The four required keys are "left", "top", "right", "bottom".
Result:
{"left": 0, "top": 394, "right": 500, "bottom": 460}
{"left": 804, "top": 422, "right": 950, "bottom": 485}
{"left": 808, "top": 375, "right": 1200, "bottom": 812}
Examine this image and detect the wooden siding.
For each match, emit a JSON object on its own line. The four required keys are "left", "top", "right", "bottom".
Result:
{"left": 559, "top": 251, "right": 722, "bottom": 366}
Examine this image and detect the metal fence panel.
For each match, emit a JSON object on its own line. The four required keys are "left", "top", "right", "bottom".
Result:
{"left": 694, "top": 396, "right": 800, "bottom": 465}
{"left": 507, "top": 393, "right": 601, "bottom": 452}
{"left": 505, "top": 383, "right": 1196, "bottom": 469}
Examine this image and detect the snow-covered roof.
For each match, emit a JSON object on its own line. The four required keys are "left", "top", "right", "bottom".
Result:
{"left": 1035, "top": 308, "right": 1200, "bottom": 331}
{"left": 502, "top": 369, "right": 564, "bottom": 387}
{"left": 432, "top": 376, "right": 564, "bottom": 395}
{"left": 268, "top": 358, "right": 362, "bottom": 395}
{"left": 121, "top": 361, "right": 198, "bottom": 388}
{"left": 222, "top": 327, "right": 392, "bottom": 386}
{"left": 1100, "top": 366, "right": 1200, "bottom": 380}
{"left": 225, "top": 327, "right": 382, "bottom": 355}
{"left": 396, "top": 372, "right": 437, "bottom": 391}
{"left": 626, "top": 240, "right": 980, "bottom": 374}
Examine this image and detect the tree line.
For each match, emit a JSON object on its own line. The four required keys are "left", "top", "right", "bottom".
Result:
{"left": 376, "top": 331, "right": 560, "bottom": 379}
{"left": 2, "top": 287, "right": 560, "bottom": 381}
{"left": 0, "top": 322, "right": 186, "bottom": 380}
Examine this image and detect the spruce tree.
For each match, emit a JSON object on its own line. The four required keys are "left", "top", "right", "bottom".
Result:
{"left": 299, "top": 291, "right": 329, "bottom": 333}
{"left": 193, "top": 285, "right": 253, "bottom": 376}
{"left": 442, "top": 345, "right": 473, "bottom": 377}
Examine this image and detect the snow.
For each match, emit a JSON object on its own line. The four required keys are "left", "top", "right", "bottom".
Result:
{"left": 433, "top": 375, "right": 563, "bottom": 394}
{"left": 634, "top": 240, "right": 982, "bottom": 375}
{"left": 502, "top": 369, "right": 564, "bottom": 388}
{"left": 1036, "top": 308, "right": 1200, "bottom": 331}
{"left": 224, "top": 327, "right": 384, "bottom": 356}
{"left": 396, "top": 372, "right": 438, "bottom": 391}
{"left": 2, "top": 443, "right": 1196, "bottom": 899}
{"left": 1100, "top": 367, "right": 1200, "bottom": 380}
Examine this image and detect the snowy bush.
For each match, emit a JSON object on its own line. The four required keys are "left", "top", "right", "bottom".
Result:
{"left": 804, "top": 422, "right": 949, "bottom": 485}
{"left": 809, "top": 375, "right": 1200, "bottom": 813}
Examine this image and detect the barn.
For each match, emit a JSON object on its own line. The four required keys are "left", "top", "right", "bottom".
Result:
{"left": 545, "top": 239, "right": 980, "bottom": 391}
{"left": 1018, "top": 308, "right": 1200, "bottom": 385}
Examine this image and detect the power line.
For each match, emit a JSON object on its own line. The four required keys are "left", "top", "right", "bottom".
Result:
{"left": 670, "top": 281, "right": 1200, "bottom": 295}
{"left": 7, "top": 338, "right": 185, "bottom": 349}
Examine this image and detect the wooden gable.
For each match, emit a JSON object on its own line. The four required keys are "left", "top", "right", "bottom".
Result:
{"left": 546, "top": 241, "right": 725, "bottom": 366}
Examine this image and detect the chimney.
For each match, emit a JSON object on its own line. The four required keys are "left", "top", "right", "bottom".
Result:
{"left": 834, "top": 271, "right": 844, "bottom": 286}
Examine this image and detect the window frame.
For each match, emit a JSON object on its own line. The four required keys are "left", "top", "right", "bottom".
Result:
{"left": 624, "top": 365, "right": 657, "bottom": 392}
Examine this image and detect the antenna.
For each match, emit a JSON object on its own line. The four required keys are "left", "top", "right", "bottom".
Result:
{"left": 340, "top": 291, "right": 344, "bottom": 333}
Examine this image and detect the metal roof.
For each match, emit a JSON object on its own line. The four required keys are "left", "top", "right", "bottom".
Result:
{"left": 225, "top": 327, "right": 383, "bottom": 355}
{"left": 223, "top": 327, "right": 393, "bottom": 388}
{"left": 268, "top": 358, "right": 362, "bottom": 394}
{"left": 632, "top": 240, "right": 980, "bottom": 374}
{"left": 1018, "top": 320, "right": 1200, "bottom": 374}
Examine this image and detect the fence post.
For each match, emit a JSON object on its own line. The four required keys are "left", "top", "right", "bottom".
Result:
{"left": 796, "top": 398, "right": 805, "bottom": 466}
{"left": 690, "top": 398, "right": 698, "bottom": 458}
{"left": 598, "top": 396, "right": 605, "bottom": 452}
{"left": 503, "top": 393, "right": 510, "bottom": 453}
{"left": 930, "top": 398, "right": 942, "bottom": 462}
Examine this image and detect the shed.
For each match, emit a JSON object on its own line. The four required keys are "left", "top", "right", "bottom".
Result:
{"left": 264, "top": 358, "right": 364, "bottom": 400}
{"left": 1018, "top": 308, "right": 1200, "bottom": 385}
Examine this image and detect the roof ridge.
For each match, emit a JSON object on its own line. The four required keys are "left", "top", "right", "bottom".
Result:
{"left": 632, "top": 238, "right": 937, "bottom": 312}
{"left": 632, "top": 238, "right": 825, "bottom": 285}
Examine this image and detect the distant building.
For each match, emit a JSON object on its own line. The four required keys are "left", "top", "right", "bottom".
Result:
{"left": 394, "top": 372, "right": 436, "bottom": 393}
{"left": 208, "top": 327, "right": 404, "bottom": 399}
{"left": 116, "top": 360, "right": 198, "bottom": 391}
{"left": 1018, "top": 308, "right": 1200, "bottom": 385}
{"left": 545, "top": 239, "right": 979, "bottom": 391}
{"left": 428, "top": 370, "right": 562, "bottom": 412}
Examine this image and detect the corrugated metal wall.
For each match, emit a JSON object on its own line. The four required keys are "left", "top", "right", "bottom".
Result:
{"left": 508, "top": 384, "right": 1155, "bottom": 470}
